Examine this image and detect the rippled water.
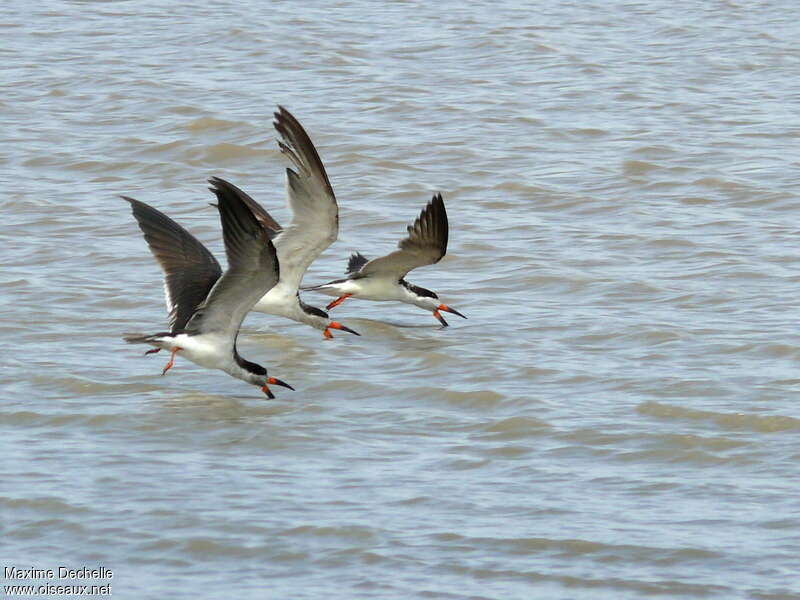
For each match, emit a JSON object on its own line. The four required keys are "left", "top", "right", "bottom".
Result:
{"left": 3, "top": 1, "right": 800, "bottom": 598}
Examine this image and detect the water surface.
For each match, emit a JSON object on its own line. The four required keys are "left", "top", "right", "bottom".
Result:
{"left": 2, "top": 1, "right": 800, "bottom": 598}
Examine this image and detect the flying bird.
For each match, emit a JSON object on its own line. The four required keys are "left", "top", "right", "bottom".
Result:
{"left": 122, "top": 178, "right": 294, "bottom": 398}
{"left": 305, "top": 193, "right": 466, "bottom": 327}
{"left": 222, "top": 107, "right": 359, "bottom": 340}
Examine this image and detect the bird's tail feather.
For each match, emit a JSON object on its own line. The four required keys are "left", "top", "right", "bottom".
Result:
{"left": 301, "top": 278, "right": 347, "bottom": 292}
{"left": 123, "top": 332, "right": 169, "bottom": 344}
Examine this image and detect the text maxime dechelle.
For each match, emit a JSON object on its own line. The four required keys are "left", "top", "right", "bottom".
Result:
{"left": 4, "top": 567, "right": 113, "bottom": 596}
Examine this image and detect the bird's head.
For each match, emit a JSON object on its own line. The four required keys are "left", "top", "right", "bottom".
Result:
{"left": 238, "top": 357, "right": 295, "bottom": 399}
{"left": 299, "top": 298, "right": 361, "bottom": 339}
{"left": 256, "top": 374, "right": 295, "bottom": 399}
{"left": 404, "top": 283, "right": 467, "bottom": 327}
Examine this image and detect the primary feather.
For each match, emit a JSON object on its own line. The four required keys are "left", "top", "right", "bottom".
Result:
{"left": 353, "top": 193, "right": 448, "bottom": 281}
{"left": 122, "top": 196, "right": 222, "bottom": 332}
{"left": 189, "top": 177, "right": 279, "bottom": 337}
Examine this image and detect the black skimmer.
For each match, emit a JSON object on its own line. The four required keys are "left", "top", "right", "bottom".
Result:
{"left": 222, "top": 107, "right": 359, "bottom": 340}
{"left": 122, "top": 177, "right": 294, "bottom": 398}
{"left": 305, "top": 193, "right": 467, "bottom": 327}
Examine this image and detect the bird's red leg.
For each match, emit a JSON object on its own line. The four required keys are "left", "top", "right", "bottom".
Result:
{"left": 161, "top": 347, "right": 182, "bottom": 376}
{"left": 326, "top": 293, "right": 352, "bottom": 311}
{"left": 144, "top": 348, "right": 161, "bottom": 355}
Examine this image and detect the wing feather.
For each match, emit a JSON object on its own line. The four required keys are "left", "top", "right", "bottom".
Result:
{"left": 184, "top": 178, "right": 279, "bottom": 337}
{"left": 346, "top": 251, "right": 369, "bottom": 274}
{"left": 356, "top": 193, "right": 448, "bottom": 280}
{"left": 270, "top": 106, "right": 338, "bottom": 291}
{"left": 123, "top": 196, "right": 222, "bottom": 333}
{"left": 208, "top": 179, "right": 283, "bottom": 239}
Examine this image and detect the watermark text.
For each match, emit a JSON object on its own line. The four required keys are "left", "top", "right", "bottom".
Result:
{"left": 3, "top": 566, "right": 112, "bottom": 596}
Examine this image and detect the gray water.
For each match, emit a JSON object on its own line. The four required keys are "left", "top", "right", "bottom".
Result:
{"left": 2, "top": 1, "right": 800, "bottom": 598}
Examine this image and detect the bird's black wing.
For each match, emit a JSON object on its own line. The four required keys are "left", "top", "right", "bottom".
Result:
{"left": 123, "top": 196, "right": 222, "bottom": 333}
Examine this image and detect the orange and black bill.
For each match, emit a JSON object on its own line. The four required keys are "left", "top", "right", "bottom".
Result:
{"left": 439, "top": 304, "right": 466, "bottom": 319}
{"left": 433, "top": 304, "right": 466, "bottom": 327}
{"left": 323, "top": 321, "right": 361, "bottom": 339}
{"left": 261, "top": 376, "right": 295, "bottom": 399}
